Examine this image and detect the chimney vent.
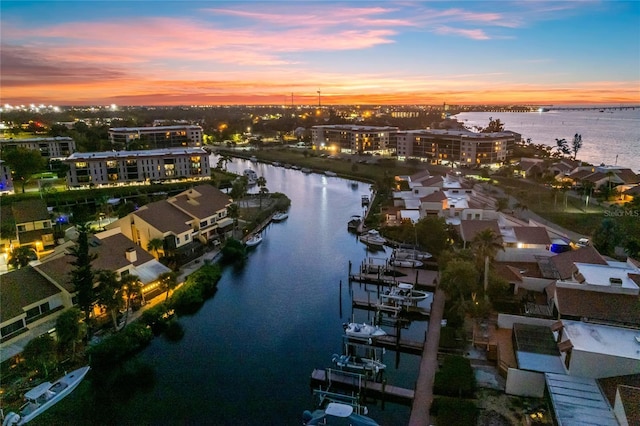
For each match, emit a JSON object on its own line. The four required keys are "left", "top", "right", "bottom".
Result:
{"left": 125, "top": 247, "right": 137, "bottom": 263}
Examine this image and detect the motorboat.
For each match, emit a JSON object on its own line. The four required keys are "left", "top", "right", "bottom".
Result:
{"left": 303, "top": 402, "right": 379, "bottom": 426}
{"left": 2, "top": 366, "right": 90, "bottom": 426}
{"left": 359, "top": 230, "right": 385, "bottom": 248}
{"left": 392, "top": 248, "right": 432, "bottom": 261}
{"left": 325, "top": 171, "right": 337, "bottom": 177}
{"left": 272, "top": 211, "right": 288, "bottom": 222}
{"left": 381, "top": 282, "right": 430, "bottom": 305}
{"left": 347, "top": 215, "right": 362, "bottom": 231}
{"left": 331, "top": 354, "right": 386, "bottom": 375}
{"left": 389, "top": 258, "right": 423, "bottom": 268}
{"left": 245, "top": 233, "right": 263, "bottom": 247}
{"left": 249, "top": 156, "right": 258, "bottom": 163}
{"left": 301, "top": 168, "right": 312, "bottom": 174}
{"left": 243, "top": 169, "right": 258, "bottom": 185}
{"left": 343, "top": 322, "right": 386, "bottom": 340}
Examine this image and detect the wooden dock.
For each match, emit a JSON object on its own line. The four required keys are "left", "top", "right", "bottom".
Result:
{"left": 311, "top": 368, "right": 414, "bottom": 404}
{"left": 352, "top": 297, "right": 431, "bottom": 317}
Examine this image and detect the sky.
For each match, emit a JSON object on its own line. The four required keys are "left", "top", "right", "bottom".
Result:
{"left": 1, "top": 1, "right": 639, "bottom": 106}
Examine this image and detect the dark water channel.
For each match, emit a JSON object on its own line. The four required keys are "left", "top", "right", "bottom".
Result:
{"left": 112, "top": 158, "right": 425, "bottom": 425}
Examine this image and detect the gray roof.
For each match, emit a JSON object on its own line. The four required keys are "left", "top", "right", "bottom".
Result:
{"left": 545, "top": 373, "right": 618, "bottom": 426}
{"left": 0, "top": 267, "right": 61, "bottom": 323}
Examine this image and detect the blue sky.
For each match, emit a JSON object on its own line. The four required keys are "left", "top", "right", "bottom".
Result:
{"left": 1, "top": 1, "right": 639, "bottom": 105}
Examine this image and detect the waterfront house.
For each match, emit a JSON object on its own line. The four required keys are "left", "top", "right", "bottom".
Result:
{"left": 0, "top": 199, "right": 55, "bottom": 257}
{"left": 0, "top": 227, "right": 171, "bottom": 360}
{"left": 109, "top": 184, "right": 233, "bottom": 264}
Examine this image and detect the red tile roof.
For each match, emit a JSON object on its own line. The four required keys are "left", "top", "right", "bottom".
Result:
{"left": 549, "top": 246, "right": 608, "bottom": 280}
{"left": 554, "top": 286, "right": 640, "bottom": 326}
{"left": 513, "top": 226, "right": 551, "bottom": 245}
{"left": 459, "top": 219, "right": 502, "bottom": 243}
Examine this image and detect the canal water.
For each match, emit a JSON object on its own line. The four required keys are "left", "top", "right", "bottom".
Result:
{"left": 113, "top": 158, "right": 424, "bottom": 425}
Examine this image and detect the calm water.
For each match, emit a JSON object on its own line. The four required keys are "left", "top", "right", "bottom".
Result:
{"left": 109, "top": 159, "right": 422, "bottom": 425}
{"left": 454, "top": 108, "right": 640, "bottom": 171}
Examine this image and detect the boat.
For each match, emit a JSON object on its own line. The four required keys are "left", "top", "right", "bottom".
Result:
{"left": 303, "top": 402, "right": 379, "bottom": 426}
{"left": 249, "top": 156, "right": 258, "bottom": 162}
{"left": 392, "top": 248, "right": 432, "bottom": 261}
{"left": 361, "top": 195, "right": 370, "bottom": 206}
{"left": 389, "top": 258, "right": 423, "bottom": 268}
{"left": 359, "top": 230, "right": 386, "bottom": 248}
{"left": 272, "top": 211, "right": 288, "bottom": 222}
{"left": 272, "top": 161, "right": 281, "bottom": 167}
{"left": 243, "top": 169, "right": 257, "bottom": 185}
{"left": 347, "top": 215, "right": 362, "bottom": 231}
{"left": 2, "top": 366, "right": 90, "bottom": 426}
{"left": 381, "top": 282, "right": 430, "bottom": 305}
{"left": 245, "top": 233, "right": 263, "bottom": 247}
{"left": 301, "top": 168, "right": 312, "bottom": 174}
{"left": 325, "top": 171, "right": 337, "bottom": 177}
{"left": 343, "top": 322, "right": 386, "bottom": 340}
{"left": 331, "top": 354, "right": 386, "bottom": 375}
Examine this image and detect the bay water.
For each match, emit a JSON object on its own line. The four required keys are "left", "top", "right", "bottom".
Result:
{"left": 454, "top": 108, "right": 640, "bottom": 171}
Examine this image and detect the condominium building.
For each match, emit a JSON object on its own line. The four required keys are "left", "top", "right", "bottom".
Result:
{"left": 311, "top": 125, "right": 398, "bottom": 153}
{"left": 0, "top": 136, "right": 76, "bottom": 159}
{"left": 108, "top": 125, "right": 203, "bottom": 150}
{"left": 396, "top": 129, "right": 518, "bottom": 166}
{"left": 64, "top": 147, "right": 210, "bottom": 187}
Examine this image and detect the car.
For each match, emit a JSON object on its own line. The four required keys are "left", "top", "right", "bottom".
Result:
{"left": 576, "top": 238, "right": 590, "bottom": 247}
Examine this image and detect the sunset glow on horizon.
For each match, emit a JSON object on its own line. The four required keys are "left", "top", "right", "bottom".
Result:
{"left": 1, "top": 1, "right": 639, "bottom": 106}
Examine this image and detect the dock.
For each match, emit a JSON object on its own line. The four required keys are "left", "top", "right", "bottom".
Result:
{"left": 311, "top": 368, "right": 415, "bottom": 405}
{"left": 352, "top": 297, "right": 431, "bottom": 317}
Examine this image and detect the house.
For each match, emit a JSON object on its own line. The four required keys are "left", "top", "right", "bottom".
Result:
{"left": 0, "top": 159, "right": 14, "bottom": 194}
{"left": 1, "top": 199, "right": 55, "bottom": 256}
{"left": 0, "top": 228, "right": 171, "bottom": 359}
{"left": 109, "top": 184, "right": 233, "bottom": 264}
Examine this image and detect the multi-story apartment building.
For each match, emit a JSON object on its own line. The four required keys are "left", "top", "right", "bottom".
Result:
{"left": 108, "top": 125, "right": 203, "bottom": 150}
{"left": 64, "top": 147, "right": 210, "bottom": 187}
{"left": 0, "top": 136, "right": 76, "bottom": 159}
{"left": 396, "top": 129, "right": 518, "bottom": 166}
{"left": 311, "top": 125, "right": 398, "bottom": 153}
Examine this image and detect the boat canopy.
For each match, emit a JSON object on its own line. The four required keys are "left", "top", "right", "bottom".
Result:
{"left": 325, "top": 403, "right": 354, "bottom": 418}
{"left": 24, "top": 382, "right": 53, "bottom": 400}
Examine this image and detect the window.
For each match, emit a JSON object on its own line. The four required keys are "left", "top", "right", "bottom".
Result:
{"left": 200, "top": 220, "right": 207, "bottom": 228}
{"left": 17, "top": 225, "right": 26, "bottom": 232}
{"left": 1, "top": 319, "right": 25, "bottom": 337}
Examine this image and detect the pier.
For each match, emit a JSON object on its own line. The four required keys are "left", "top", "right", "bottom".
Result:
{"left": 310, "top": 368, "right": 415, "bottom": 405}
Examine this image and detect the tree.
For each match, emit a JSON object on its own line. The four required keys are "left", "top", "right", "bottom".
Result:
{"left": 256, "top": 176, "right": 268, "bottom": 208}
{"left": 571, "top": 133, "right": 582, "bottom": 160}
{"left": 415, "top": 216, "right": 450, "bottom": 256}
{"left": 555, "top": 138, "right": 570, "bottom": 156}
{"left": 439, "top": 259, "right": 479, "bottom": 317}
{"left": 95, "top": 270, "right": 125, "bottom": 331}
{"left": 481, "top": 117, "right": 504, "bottom": 133}
{"left": 55, "top": 307, "right": 85, "bottom": 360}
{"left": 593, "top": 218, "right": 620, "bottom": 256}
{"left": 8, "top": 246, "right": 37, "bottom": 269}
{"left": 471, "top": 229, "right": 504, "bottom": 299}
{"left": 1, "top": 147, "right": 47, "bottom": 192}
{"left": 227, "top": 203, "right": 240, "bottom": 235}
{"left": 158, "top": 271, "right": 179, "bottom": 302}
{"left": 69, "top": 223, "right": 97, "bottom": 334}
{"left": 22, "top": 334, "right": 57, "bottom": 377}
{"left": 147, "top": 238, "right": 164, "bottom": 260}
{"left": 230, "top": 177, "right": 248, "bottom": 200}
{"left": 120, "top": 274, "right": 142, "bottom": 327}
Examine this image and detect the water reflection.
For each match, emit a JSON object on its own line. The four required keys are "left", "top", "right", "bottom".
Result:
{"left": 113, "top": 157, "right": 417, "bottom": 425}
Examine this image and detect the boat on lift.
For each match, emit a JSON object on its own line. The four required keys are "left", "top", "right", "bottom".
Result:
{"left": 303, "top": 402, "right": 379, "bottom": 426}
{"left": 331, "top": 354, "right": 386, "bottom": 375}
{"left": 343, "top": 322, "right": 386, "bottom": 340}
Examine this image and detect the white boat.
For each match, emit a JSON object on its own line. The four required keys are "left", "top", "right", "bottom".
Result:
{"left": 381, "top": 282, "right": 430, "bottom": 305}
{"left": 389, "top": 258, "right": 423, "bottom": 268}
{"left": 243, "top": 169, "right": 257, "bottom": 185}
{"left": 249, "top": 156, "right": 257, "bottom": 163}
{"left": 303, "top": 402, "right": 379, "bottom": 426}
{"left": 325, "top": 171, "right": 337, "bottom": 177}
{"left": 272, "top": 211, "right": 288, "bottom": 222}
{"left": 331, "top": 354, "right": 386, "bottom": 374}
{"left": 359, "top": 230, "right": 386, "bottom": 248}
{"left": 343, "top": 322, "right": 386, "bottom": 340}
{"left": 347, "top": 215, "right": 362, "bottom": 231}
{"left": 301, "top": 168, "right": 312, "bottom": 174}
{"left": 2, "top": 366, "right": 90, "bottom": 426}
{"left": 245, "top": 233, "right": 263, "bottom": 247}
{"left": 393, "top": 248, "right": 432, "bottom": 261}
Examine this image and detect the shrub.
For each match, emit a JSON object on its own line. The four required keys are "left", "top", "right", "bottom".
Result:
{"left": 87, "top": 323, "right": 153, "bottom": 369}
{"left": 431, "top": 396, "right": 477, "bottom": 426}
{"left": 434, "top": 355, "right": 476, "bottom": 398}
{"left": 164, "top": 320, "right": 185, "bottom": 341}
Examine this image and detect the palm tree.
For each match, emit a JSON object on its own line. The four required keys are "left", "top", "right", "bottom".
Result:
{"left": 147, "top": 238, "right": 164, "bottom": 259}
{"left": 55, "top": 307, "right": 85, "bottom": 359}
{"left": 120, "top": 274, "right": 142, "bottom": 327}
{"left": 8, "top": 246, "right": 37, "bottom": 269}
{"left": 158, "top": 271, "right": 178, "bottom": 302}
{"left": 471, "top": 229, "right": 504, "bottom": 299}
{"left": 227, "top": 203, "right": 240, "bottom": 237}
{"left": 96, "top": 270, "right": 125, "bottom": 331}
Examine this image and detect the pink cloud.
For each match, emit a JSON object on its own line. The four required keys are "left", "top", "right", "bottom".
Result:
{"left": 432, "top": 26, "right": 490, "bottom": 40}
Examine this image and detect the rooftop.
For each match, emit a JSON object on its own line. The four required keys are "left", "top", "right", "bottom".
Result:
{"left": 66, "top": 147, "right": 206, "bottom": 160}
{"left": 561, "top": 320, "right": 640, "bottom": 361}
